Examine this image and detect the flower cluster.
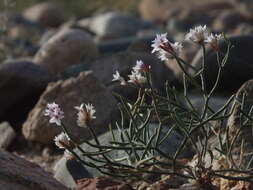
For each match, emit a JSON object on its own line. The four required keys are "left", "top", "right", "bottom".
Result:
{"left": 75, "top": 103, "right": 96, "bottom": 128}
{"left": 112, "top": 60, "right": 149, "bottom": 86}
{"left": 185, "top": 25, "right": 222, "bottom": 51}
{"left": 151, "top": 26, "right": 222, "bottom": 62}
{"left": 151, "top": 33, "right": 182, "bottom": 61}
{"left": 44, "top": 102, "right": 64, "bottom": 126}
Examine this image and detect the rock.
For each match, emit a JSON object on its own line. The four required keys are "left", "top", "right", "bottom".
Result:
{"left": 54, "top": 124, "right": 194, "bottom": 188}
{"left": 22, "top": 71, "right": 118, "bottom": 144}
{"left": 34, "top": 28, "right": 98, "bottom": 74}
{"left": 63, "top": 51, "right": 177, "bottom": 100}
{"left": 212, "top": 10, "right": 246, "bottom": 33}
{"left": 0, "top": 149, "right": 69, "bottom": 190}
{"left": 227, "top": 79, "right": 253, "bottom": 166}
{"left": 0, "top": 60, "right": 52, "bottom": 128}
{"left": 22, "top": 2, "right": 65, "bottom": 28}
{"left": 184, "top": 95, "right": 229, "bottom": 115}
{"left": 139, "top": 0, "right": 231, "bottom": 24}
{"left": 75, "top": 177, "right": 133, "bottom": 190}
{"left": 90, "top": 51, "right": 176, "bottom": 96}
{"left": 97, "top": 35, "right": 155, "bottom": 54}
{"left": 233, "top": 23, "right": 253, "bottom": 35}
{"left": 138, "top": 0, "right": 172, "bottom": 23}
{"left": 229, "top": 0, "right": 253, "bottom": 19}
{"left": 84, "top": 12, "right": 154, "bottom": 39}
{"left": 190, "top": 35, "right": 253, "bottom": 93}
{"left": 0, "top": 122, "right": 16, "bottom": 150}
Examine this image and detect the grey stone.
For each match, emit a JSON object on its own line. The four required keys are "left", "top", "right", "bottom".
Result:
{"left": 190, "top": 35, "right": 253, "bottom": 94}
{"left": 85, "top": 12, "right": 155, "bottom": 39}
{"left": 0, "top": 122, "right": 16, "bottom": 150}
{"left": 54, "top": 124, "right": 194, "bottom": 188}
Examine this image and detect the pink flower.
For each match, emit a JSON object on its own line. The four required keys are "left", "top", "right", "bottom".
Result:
{"left": 151, "top": 33, "right": 182, "bottom": 60}
{"left": 45, "top": 102, "right": 64, "bottom": 126}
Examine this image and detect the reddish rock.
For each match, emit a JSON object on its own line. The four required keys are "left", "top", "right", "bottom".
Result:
{"left": 0, "top": 149, "right": 69, "bottom": 190}
{"left": 22, "top": 2, "right": 65, "bottom": 28}
{"left": 75, "top": 177, "right": 133, "bottom": 190}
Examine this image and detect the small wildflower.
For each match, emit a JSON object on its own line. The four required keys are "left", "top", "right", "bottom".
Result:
{"left": 112, "top": 70, "right": 126, "bottom": 85}
{"left": 205, "top": 33, "right": 222, "bottom": 51}
{"left": 54, "top": 132, "right": 70, "bottom": 149}
{"left": 75, "top": 103, "right": 96, "bottom": 127}
{"left": 128, "top": 71, "right": 146, "bottom": 85}
{"left": 185, "top": 25, "right": 209, "bottom": 44}
{"left": 151, "top": 33, "right": 182, "bottom": 60}
{"left": 133, "top": 60, "right": 151, "bottom": 72}
{"left": 44, "top": 102, "right": 64, "bottom": 126}
{"left": 151, "top": 33, "right": 169, "bottom": 53}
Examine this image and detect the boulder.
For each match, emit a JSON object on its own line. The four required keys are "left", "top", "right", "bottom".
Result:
{"left": 0, "top": 122, "right": 16, "bottom": 150}
{"left": 190, "top": 35, "right": 253, "bottom": 93}
{"left": 212, "top": 10, "right": 246, "bottom": 32}
{"left": 229, "top": 0, "right": 253, "bottom": 19}
{"left": 0, "top": 60, "right": 52, "bottom": 128}
{"left": 0, "top": 149, "right": 69, "bottom": 190}
{"left": 22, "top": 2, "right": 65, "bottom": 28}
{"left": 22, "top": 71, "right": 118, "bottom": 144}
{"left": 139, "top": 0, "right": 231, "bottom": 24}
{"left": 83, "top": 12, "right": 154, "bottom": 39}
{"left": 54, "top": 124, "right": 194, "bottom": 188}
{"left": 62, "top": 51, "right": 177, "bottom": 100}
{"left": 34, "top": 28, "right": 98, "bottom": 74}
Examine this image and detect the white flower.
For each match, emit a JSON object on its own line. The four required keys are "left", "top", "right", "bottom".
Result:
{"left": 205, "top": 33, "right": 222, "bottom": 51}
{"left": 151, "top": 33, "right": 182, "bottom": 60}
{"left": 151, "top": 33, "right": 169, "bottom": 53}
{"left": 85, "top": 103, "right": 96, "bottom": 120}
{"left": 112, "top": 70, "right": 126, "bottom": 85}
{"left": 185, "top": 25, "right": 209, "bottom": 44}
{"left": 133, "top": 60, "right": 144, "bottom": 72}
{"left": 75, "top": 103, "right": 96, "bottom": 127}
{"left": 133, "top": 60, "right": 151, "bottom": 72}
{"left": 128, "top": 71, "right": 146, "bottom": 84}
{"left": 54, "top": 132, "right": 70, "bottom": 149}
{"left": 44, "top": 102, "right": 64, "bottom": 126}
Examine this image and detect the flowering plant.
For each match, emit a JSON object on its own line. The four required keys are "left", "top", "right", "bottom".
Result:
{"left": 45, "top": 25, "right": 253, "bottom": 187}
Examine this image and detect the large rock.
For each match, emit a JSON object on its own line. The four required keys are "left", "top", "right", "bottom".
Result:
{"left": 62, "top": 51, "right": 177, "bottom": 100}
{"left": 212, "top": 10, "right": 246, "bottom": 33}
{"left": 22, "top": 2, "right": 65, "bottom": 28}
{"left": 229, "top": 0, "right": 253, "bottom": 19}
{"left": 190, "top": 35, "right": 253, "bottom": 93}
{"left": 22, "top": 71, "right": 118, "bottom": 144}
{"left": 54, "top": 124, "right": 194, "bottom": 188}
{"left": 79, "top": 12, "right": 154, "bottom": 39}
{"left": 0, "top": 122, "right": 16, "bottom": 150}
{"left": 0, "top": 149, "right": 69, "bottom": 190}
{"left": 139, "top": 0, "right": 231, "bottom": 24}
{"left": 34, "top": 28, "right": 98, "bottom": 74}
{"left": 0, "top": 60, "right": 52, "bottom": 128}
